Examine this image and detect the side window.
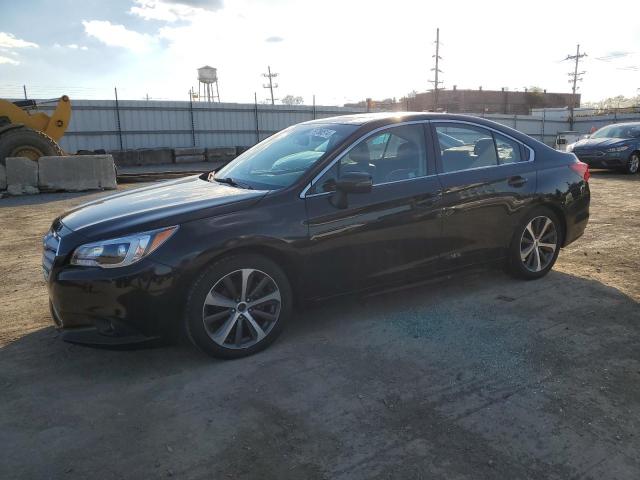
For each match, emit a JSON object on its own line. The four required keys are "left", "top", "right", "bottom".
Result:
{"left": 310, "top": 124, "right": 428, "bottom": 193}
{"left": 434, "top": 123, "right": 498, "bottom": 173}
{"left": 493, "top": 132, "right": 522, "bottom": 164}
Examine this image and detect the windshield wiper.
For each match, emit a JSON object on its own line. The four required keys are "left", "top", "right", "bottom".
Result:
{"left": 213, "top": 176, "right": 253, "bottom": 189}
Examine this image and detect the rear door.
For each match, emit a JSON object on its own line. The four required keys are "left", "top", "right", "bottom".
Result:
{"left": 431, "top": 121, "right": 537, "bottom": 268}
{"left": 302, "top": 122, "right": 444, "bottom": 298}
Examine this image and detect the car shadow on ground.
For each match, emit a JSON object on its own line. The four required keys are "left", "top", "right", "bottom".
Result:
{"left": 589, "top": 168, "right": 640, "bottom": 181}
{"left": 2, "top": 269, "right": 639, "bottom": 479}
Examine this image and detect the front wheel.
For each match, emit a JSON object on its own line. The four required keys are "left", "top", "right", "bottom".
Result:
{"left": 624, "top": 152, "right": 639, "bottom": 174}
{"left": 184, "top": 254, "right": 292, "bottom": 359}
{"left": 507, "top": 208, "right": 562, "bottom": 280}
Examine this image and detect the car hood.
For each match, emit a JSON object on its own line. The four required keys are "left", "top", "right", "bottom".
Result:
{"left": 573, "top": 137, "right": 630, "bottom": 149}
{"left": 60, "top": 175, "right": 268, "bottom": 239}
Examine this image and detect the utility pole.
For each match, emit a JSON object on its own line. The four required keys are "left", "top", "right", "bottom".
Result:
{"left": 429, "top": 28, "right": 443, "bottom": 111}
{"left": 262, "top": 66, "right": 279, "bottom": 105}
{"left": 564, "top": 44, "right": 587, "bottom": 129}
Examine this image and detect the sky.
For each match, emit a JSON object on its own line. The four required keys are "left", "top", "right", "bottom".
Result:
{"left": 0, "top": 0, "right": 639, "bottom": 106}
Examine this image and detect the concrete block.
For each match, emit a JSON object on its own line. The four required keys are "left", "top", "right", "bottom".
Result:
{"left": 38, "top": 155, "right": 117, "bottom": 192}
{"left": 175, "top": 147, "right": 205, "bottom": 157}
{"left": 139, "top": 148, "right": 174, "bottom": 165}
{"left": 236, "top": 146, "right": 252, "bottom": 156}
{"left": 205, "top": 147, "right": 236, "bottom": 163}
{"left": 6, "top": 157, "right": 39, "bottom": 195}
{"left": 0, "top": 163, "right": 6, "bottom": 190}
{"left": 175, "top": 154, "right": 205, "bottom": 164}
{"left": 110, "top": 150, "right": 141, "bottom": 167}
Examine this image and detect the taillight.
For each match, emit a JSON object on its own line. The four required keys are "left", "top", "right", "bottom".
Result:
{"left": 569, "top": 161, "right": 590, "bottom": 182}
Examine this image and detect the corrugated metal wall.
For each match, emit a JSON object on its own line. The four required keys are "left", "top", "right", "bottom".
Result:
{"left": 37, "top": 100, "right": 368, "bottom": 152}
{"left": 36, "top": 100, "right": 640, "bottom": 152}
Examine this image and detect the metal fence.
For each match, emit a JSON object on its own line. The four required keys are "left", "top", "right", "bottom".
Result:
{"left": 34, "top": 99, "right": 640, "bottom": 152}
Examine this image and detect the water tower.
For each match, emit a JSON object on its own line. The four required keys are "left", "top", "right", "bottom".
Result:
{"left": 197, "top": 65, "right": 220, "bottom": 102}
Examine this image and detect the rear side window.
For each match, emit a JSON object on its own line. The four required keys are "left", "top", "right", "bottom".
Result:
{"left": 434, "top": 124, "right": 498, "bottom": 173}
{"left": 494, "top": 132, "right": 522, "bottom": 164}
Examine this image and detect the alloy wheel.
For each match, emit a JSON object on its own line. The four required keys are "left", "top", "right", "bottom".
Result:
{"left": 520, "top": 216, "right": 558, "bottom": 273}
{"left": 201, "top": 268, "right": 281, "bottom": 349}
{"left": 629, "top": 154, "right": 639, "bottom": 174}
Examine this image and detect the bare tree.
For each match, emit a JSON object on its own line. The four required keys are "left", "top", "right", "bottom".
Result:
{"left": 281, "top": 95, "right": 304, "bottom": 105}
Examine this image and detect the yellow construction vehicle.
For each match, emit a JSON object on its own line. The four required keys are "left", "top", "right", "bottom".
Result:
{"left": 0, "top": 95, "right": 71, "bottom": 162}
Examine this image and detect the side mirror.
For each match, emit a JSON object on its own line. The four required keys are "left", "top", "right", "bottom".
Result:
{"left": 331, "top": 171, "right": 372, "bottom": 209}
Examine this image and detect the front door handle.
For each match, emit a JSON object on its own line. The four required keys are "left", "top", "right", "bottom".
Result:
{"left": 508, "top": 175, "right": 528, "bottom": 187}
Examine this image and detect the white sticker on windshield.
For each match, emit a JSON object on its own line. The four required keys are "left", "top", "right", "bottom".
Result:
{"left": 310, "top": 128, "right": 336, "bottom": 139}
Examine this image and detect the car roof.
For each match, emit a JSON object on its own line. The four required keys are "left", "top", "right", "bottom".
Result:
{"left": 302, "top": 111, "right": 499, "bottom": 126}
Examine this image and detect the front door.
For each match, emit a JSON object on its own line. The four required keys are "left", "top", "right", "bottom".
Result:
{"left": 302, "top": 123, "right": 444, "bottom": 299}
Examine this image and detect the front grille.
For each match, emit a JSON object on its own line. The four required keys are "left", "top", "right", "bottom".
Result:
{"left": 575, "top": 149, "right": 605, "bottom": 158}
{"left": 42, "top": 229, "right": 60, "bottom": 281}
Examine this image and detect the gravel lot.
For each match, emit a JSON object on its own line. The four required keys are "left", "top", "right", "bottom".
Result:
{"left": 1, "top": 172, "right": 639, "bottom": 479}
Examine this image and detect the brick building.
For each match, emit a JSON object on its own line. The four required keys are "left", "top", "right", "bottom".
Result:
{"left": 348, "top": 88, "right": 580, "bottom": 115}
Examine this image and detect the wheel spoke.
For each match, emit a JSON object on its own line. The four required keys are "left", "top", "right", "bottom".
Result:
{"left": 205, "top": 291, "right": 236, "bottom": 308}
{"left": 243, "top": 311, "right": 266, "bottom": 341}
{"left": 234, "top": 316, "right": 244, "bottom": 346}
{"left": 525, "top": 223, "right": 535, "bottom": 241}
{"left": 533, "top": 247, "right": 542, "bottom": 271}
{"left": 520, "top": 243, "right": 535, "bottom": 261}
{"left": 212, "top": 312, "right": 240, "bottom": 345}
{"left": 538, "top": 218, "right": 552, "bottom": 240}
{"left": 251, "top": 309, "right": 277, "bottom": 322}
{"left": 203, "top": 309, "right": 232, "bottom": 324}
{"left": 249, "top": 275, "right": 270, "bottom": 300}
{"left": 240, "top": 269, "right": 251, "bottom": 302}
{"left": 222, "top": 275, "right": 238, "bottom": 299}
{"left": 538, "top": 242, "right": 556, "bottom": 251}
{"left": 248, "top": 290, "right": 281, "bottom": 308}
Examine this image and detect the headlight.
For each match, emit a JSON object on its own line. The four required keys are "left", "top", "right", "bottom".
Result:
{"left": 70, "top": 226, "right": 178, "bottom": 268}
{"left": 606, "top": 145, "right": 629, "bottom": 153}
{"left": 566, "top": 143, "right": 575, "bottom": 152}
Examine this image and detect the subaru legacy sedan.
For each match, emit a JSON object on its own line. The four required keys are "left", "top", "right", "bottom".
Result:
{"left": 43, "top": 113, "right": 590, "bottom": 358}
{"left": 568, "top": 122, "right": 640, "bottom": 174}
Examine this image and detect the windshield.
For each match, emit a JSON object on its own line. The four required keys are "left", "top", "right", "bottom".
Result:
{"left": 591, "top": 124, "right": 640, "bottom": 139}
{"left": 214, "top": 123, "right": 358, "bottom": 190}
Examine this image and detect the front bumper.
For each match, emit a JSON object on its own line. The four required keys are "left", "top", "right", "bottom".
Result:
{"left": 574, "top": 151, "right": 627, "bottom": 169}
{"left": 47, "top": 256, "right": 186, "bottom": 346}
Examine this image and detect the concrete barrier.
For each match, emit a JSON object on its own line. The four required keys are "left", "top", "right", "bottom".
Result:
{"left": 110, "top": 150, "right": 141, "bottom": 167}
{"left": 175, "top": 155, "right": 206, "bottom": 164}
{"left": 6, "top": 157, "right": 39, "bottom": 195}
{"left": 175, "top": 147, "right": 205, "bottom": 156}
{"left": 206, "top": 147, "right": 236, "bottom": 163}
{"left": 0, "top": 163, "right": 6, "bottom": 191}
{"left": 139, "top": 148, "right": 174, "bottom": 165}
{"left": 38, "top": 155, "right": 117, "bottom": 192}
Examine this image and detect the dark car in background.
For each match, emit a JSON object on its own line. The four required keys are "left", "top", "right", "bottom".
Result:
{"left": 43, "top": 113, "right": 590, "bottom": 359}
{"left": 568, "top": 122, "right": 640, "bottom": 174}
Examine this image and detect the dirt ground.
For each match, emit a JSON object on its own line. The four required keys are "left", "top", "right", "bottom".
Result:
{"left": 1, "top": 172, "right": 639, "bottom": 479}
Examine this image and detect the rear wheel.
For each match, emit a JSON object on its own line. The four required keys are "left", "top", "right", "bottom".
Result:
{"left": 0, "top": 127, "right": 63, "bottom": 164}
{"left": 624, "top": 152, "right": 639, "bottom": 174}
{"left": 508, "top": 208, "right": 562, "bottom": 280}
{"left": 184, "top": 254, "right": 292, "bottom": 359}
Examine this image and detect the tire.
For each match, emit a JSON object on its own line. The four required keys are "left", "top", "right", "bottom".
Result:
{"left": 184, "top": 254, "right": 292, "bottom": 359}
{"left": 0, "top": 127, "right": 64, "bottom": 164}
{"left": 507, "top": 207, "right": 563, "bottom": 280}
{"left": 624, "top": 152, "right": 639, "bottom": 174}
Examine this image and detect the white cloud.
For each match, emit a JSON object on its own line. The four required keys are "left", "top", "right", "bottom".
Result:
{"left": 0, "top": 55, "right": 20, "bottom": 65}
{"left": 67, "top": 43, "right": 89, "bottom": 50}
{"left": 129, "top": 0, "right": 208, "bottom": 22}
{"left": 82, "top": 20, "right": 156, "bottom": 53}
{"left": 0, "top": 32, "right": 38, "bottom": 49}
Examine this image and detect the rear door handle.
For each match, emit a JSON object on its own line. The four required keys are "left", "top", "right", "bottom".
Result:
{"left": 508, "top": 175, "right": 527, "bottom": 187}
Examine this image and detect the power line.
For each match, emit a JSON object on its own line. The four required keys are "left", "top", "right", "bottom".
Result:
{"left": 262, "top": 65, "right": 279, "bottom": 105}
{"left": 564, "top": 44, "right": 587, "bottom": 129}
{"left": 428, "top": 27, "right": 443, "bottom": 111}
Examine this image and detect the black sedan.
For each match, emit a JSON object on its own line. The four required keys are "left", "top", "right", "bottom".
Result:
{"left": 568, "top": 122, "right": 640, "bottom": 174}
{"left": 43, "top": 113, "right": 590, "bottom": 358}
